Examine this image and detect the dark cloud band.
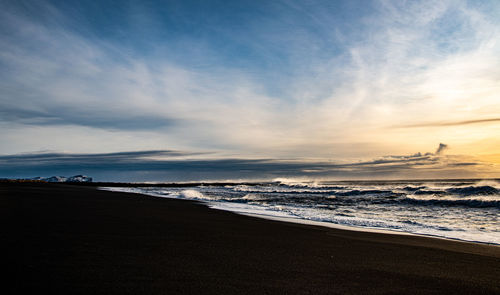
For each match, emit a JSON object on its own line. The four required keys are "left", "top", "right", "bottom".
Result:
{"left": 0, "top": 147, "right": 482, "bottom": 182}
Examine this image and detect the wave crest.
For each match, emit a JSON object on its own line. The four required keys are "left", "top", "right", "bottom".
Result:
{"left": 446, "top": 185, "right": 498, "bottom": 196}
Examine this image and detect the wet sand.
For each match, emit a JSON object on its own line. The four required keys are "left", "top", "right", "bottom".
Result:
{"left": 1, "top": 183, "right": 499, "bottom": 294}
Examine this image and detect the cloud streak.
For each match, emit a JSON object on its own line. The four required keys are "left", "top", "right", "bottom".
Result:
{"left": 395, "top": 118, "right": 500, "bottom": 128}
{"left": 0, "top": 150, "right": 207, "bottom": 163}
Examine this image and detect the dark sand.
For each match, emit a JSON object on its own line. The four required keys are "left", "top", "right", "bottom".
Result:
{"left": 1, "top": 183, "right": 499, "bottom": 294}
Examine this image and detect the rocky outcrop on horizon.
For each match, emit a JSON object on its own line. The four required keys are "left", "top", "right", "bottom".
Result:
{"left": 29, "top": 175, "right": 93, "bottom": 183}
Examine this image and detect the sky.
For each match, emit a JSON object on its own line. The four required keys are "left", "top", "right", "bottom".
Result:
{"left": 0, "top": 0, "right": 499, "bottom": 181}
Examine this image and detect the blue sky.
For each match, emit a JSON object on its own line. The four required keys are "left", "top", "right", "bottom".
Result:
{"left": 1, "top": 0, "right": 499, "bottom": 181}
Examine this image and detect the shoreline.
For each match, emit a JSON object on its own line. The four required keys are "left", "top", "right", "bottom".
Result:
{"left": 2, "top": 183, "right": 500, "bottom": 294}
{"left": 239, "top": 212, "right": 500, "bottom": 247}
{"left": 101, "top": 186, "right": 500, "bottom": 247}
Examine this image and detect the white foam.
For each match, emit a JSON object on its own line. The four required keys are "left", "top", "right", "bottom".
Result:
{"left": 406, "top": 194, "right": 500, "bottom": 202}
{"left": 241, "top": 193, "right": 267, "bottom": 201}
{"left": 100, "top": 187, "right": 176, "bottom": 199}
{"left": 210, "top": 202, "right": 500, "bottom": 244}
{"left": 180, "top": 189, "right": 210, "bottom": 200}
{"left": 208, "top": 202, "right": 296, "bottom": 218}
{"left": 474, "top": 179, "right": 500, "bottom": 189}
{"left": 273, "top": 177, "right": 320, "bottom": 187}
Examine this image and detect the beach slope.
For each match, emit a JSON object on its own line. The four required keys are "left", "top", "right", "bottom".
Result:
{"left": 1, "top": 183, "right": 499, "bottom": 294}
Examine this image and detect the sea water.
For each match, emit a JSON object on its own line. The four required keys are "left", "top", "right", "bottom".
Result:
{"left": 102, "top": 179, "right": 500, "bottom": 245}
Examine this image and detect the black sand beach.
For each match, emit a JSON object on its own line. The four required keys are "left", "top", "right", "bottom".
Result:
{"left": 1, "top": 183, "right": 499, "bottom": 294}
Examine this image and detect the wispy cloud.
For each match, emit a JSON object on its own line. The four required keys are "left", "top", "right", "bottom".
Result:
{"left": 395, "top": 118, "right": 500, "bottom": 128}
{"left": 0, "top": 0, "right": 499, "bottom": 176}
{"left": 0, "top": 150, "right": 207, "bottom": 163}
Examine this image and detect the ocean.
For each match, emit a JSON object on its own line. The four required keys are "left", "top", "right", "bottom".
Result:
{"left": 102, "top": 179, "right": 500, "bottom": 245}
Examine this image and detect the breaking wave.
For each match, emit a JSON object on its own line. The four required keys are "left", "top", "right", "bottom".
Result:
{"left": 402, "top": 195, "right": 500, "bottom": 208}
{"left": 100, "top": 179, "right": 500, "bottom": 245}
{"left": 445, "top": 185, "right": 498, "bottom": 196}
